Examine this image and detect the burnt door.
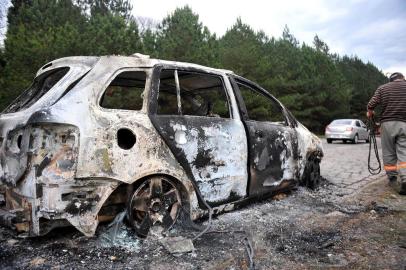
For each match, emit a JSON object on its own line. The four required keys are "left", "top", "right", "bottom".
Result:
{"left": 231, "top": 78, "right": 299, "bottom": 197}
{"left": 149, "top": 68, "right": 248, "bottom": 205}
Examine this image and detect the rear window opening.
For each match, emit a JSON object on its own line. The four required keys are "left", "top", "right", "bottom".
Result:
{"left": 41, "top": 63, "right": 53, "bottom": 70}
{"left": 331, "top": 120, "right": 353, "bottom": 125}
{"left": 4, "top": 67, "right": 70, "bottom": 113}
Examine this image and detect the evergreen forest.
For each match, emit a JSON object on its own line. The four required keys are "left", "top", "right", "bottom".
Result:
{"left": 0, "top": 0, "right": 388, "bottom": 133}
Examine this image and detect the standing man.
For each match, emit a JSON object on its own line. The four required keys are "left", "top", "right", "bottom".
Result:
{"left": 367, "top": 72, "right": 406, "bottom": 195}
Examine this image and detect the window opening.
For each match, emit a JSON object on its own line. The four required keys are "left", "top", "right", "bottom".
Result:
{"left": 4, "top": 67, "right": 70, "bottom": 113}
{"left": 100, "top": 71, "right": 146, "bottom": 111}
{"left": 237, "top": 82, "right": 285, "bottom": 124}
{"left": 158, "top": 70, "right": 230, "bottom": 118}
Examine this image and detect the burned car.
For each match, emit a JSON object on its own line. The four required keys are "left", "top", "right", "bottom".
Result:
{"left": 0, "top": 54, "right": 323, "bottom": 237}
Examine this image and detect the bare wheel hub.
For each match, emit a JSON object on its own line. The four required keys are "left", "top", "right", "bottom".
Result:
{"left": 150, "top": 199, "right": 162, "bottom": 212}
{"left": 127, "top": 177, "right": 182, "bottom": 237}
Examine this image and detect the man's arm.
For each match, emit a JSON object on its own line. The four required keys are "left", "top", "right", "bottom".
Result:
{"left": 367, "top": 87, "right": 381, "bottom": 110}
{"left": 366, "top": 87, "right": 382, "bottom": 118}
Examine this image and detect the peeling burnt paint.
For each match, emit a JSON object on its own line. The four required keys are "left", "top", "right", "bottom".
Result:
{"left": 150, "top": 115, "right": 248, "bottom": 205}
{"left": 0, "top": 54, "right": 323, "bottom": 237}
{"left": 64, "top": 194, "right": 100, "bottom": 215}
{"left": 192, "top": 148, "right": 218, "bottom": 169}
{"left": 245, "top": 121, "right": 296, "bottom": 196}
{"left": 36, "top": 156, "right": 51, "bottom": 177}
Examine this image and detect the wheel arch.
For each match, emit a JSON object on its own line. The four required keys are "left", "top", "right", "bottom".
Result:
{"left": 94, "top": 172, "right": 198, "bottom": 228}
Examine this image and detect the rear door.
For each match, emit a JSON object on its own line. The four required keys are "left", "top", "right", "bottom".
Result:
{"left": 149, "top": 67, "right": 248, "bottom": 205}
{"left": 230, "top": 76, "right": 299, "bottom": 197}
{"left": 357, "top": 120, "right": 368, "bottom": 140}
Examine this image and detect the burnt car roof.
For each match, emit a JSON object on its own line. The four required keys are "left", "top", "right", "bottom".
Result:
{"left": 37, "top": 54, "right": 234, "bottom": 78}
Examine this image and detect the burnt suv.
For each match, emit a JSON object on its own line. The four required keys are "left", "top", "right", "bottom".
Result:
{"left": 0, "top": 54, "right": 323, "bottom": 237}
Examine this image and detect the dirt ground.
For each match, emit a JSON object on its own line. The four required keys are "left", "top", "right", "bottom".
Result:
{"left": 0, "top": 140, "right": 405, "bottom": 270}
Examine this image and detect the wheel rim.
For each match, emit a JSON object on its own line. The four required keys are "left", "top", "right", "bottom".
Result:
{"left": 354, "top": 135, "right": 358, "bottom": 144}
{"left": 128, "top": 177, "right": 181, "bottom": 237}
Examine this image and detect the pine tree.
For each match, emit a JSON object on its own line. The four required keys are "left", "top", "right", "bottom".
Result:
{"left": 0, "top": 3, "right": 388, "bottom": 133}
{"left": 155, "top": 6, "right": 218, "bottom": 66}
{"left": 0, "top": 0, "right": 142, "bottom": 110}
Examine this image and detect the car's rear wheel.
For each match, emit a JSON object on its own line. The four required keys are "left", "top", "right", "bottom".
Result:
{"left": 301, "top": 155, "right": 322, "bottom": 189}
{"left": 352, "top": 134, "right": 359, "bottom": 144}
{"left": 327, "top": 139, "right": 332, "bottom": 144}
{"left": 127, "top": 176, "right": 182, "bottom": 238}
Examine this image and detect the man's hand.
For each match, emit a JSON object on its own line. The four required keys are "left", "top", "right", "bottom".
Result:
{"left": 367, "top": 110, "right": 374, "bottom": 118}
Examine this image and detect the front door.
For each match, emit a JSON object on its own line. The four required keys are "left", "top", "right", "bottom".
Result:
{"left": 231, "top": 77, "right": 299, "bottom": 197}
{"left": 149, "top": 67, "right": 248, "bottom": 205}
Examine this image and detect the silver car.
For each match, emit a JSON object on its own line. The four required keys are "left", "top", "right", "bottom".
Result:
{"left": 325, "top": 119, "right": 369, "bottom": 144}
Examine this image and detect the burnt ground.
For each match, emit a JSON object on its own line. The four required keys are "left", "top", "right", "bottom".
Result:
{"left": 1, "top": 139, "right": 405, "bottom": 270}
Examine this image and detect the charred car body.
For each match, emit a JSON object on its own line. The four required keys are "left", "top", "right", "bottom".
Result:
{"left": 0, "top": 54, "right": 323, "bottom": 237}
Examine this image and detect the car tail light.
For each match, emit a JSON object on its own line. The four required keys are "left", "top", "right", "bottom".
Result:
{"left": 325, "top": 126, "right": 331, "bottom": 132}
{"left": 29, "top": 124, "right": 79, "bottom": 178}
{"left": 346, "top": 127, "right": 353, "bottom": 132}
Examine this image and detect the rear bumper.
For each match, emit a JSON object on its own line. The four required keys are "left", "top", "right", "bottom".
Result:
{"left": 325, "top": 133, "right": 354, "bottom": 140}
{"left": 0, "top": 178, "right": 119, "bottom": 236}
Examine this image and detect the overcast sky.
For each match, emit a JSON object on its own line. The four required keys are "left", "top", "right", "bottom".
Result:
{"left": 1, "top": 0, "right": 405, "bottom": 76}
{"left": 131, "top": 0, "right": 406, "bottom": 76}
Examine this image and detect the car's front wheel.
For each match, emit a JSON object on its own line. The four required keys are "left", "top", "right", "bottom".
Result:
{"left": 127, "top": 176, "right": 182, "bottom": 238}
{"left": 301, "top": 155, "right": 322, "bottom": 189}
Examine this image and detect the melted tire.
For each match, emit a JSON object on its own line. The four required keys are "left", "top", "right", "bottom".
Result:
{"left": 301, "top": 156, "right": 322, "bottom": 189}
{"left": 127, "top": 176, "right": 182, "bottom": 238}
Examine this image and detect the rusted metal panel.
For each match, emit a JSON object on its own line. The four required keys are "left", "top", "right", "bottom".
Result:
{"left": 151, "top": 115, "right": 248, "bottom": 205}
{"left": 148, "top": 64, "right": 248, "bottom": 206}
{"left": 296, "top": 123, "right": 324, "bottom": 175}
{"left": 1, "top": 188, "right": 32, "bottom": 232}
{"left": 245, "top": 121, "right": 299, "bottom": 196}
{"left": 0, "top": 56, "right": 202, "bottom": 236}
{"left": 0, "top": 58, "right": 96, "bottom": 187}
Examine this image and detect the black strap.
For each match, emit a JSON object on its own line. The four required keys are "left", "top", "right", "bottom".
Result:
{"left": 367, "top": 117, "right": 382, "bottom": 175}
